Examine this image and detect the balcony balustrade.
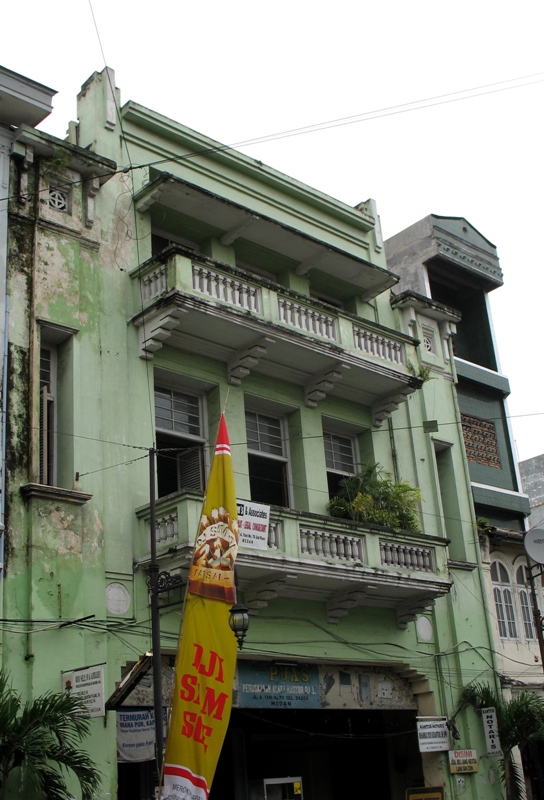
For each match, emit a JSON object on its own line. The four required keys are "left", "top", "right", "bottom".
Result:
{"left": 135, "top": 491, "right": 450, "bottom": 627}
{"left": 277, "top": 298, "right": 337, "bottom": 342}
{"left": 130, "top": 251, "right": 415, "bottom": 413}
{"left": 192, "top": 264, "right": 261, "bottom": 312}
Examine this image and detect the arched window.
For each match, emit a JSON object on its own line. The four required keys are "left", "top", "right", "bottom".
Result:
{"left": 491, "top": 561, "right": 518, "bottom": 639}
{"left": 516, "top": 564, "right": 536, "bottom": 640}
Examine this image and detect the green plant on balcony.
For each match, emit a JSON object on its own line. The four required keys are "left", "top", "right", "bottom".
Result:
{"left": 328, "top": 464, "right": 422, "bottom": 532}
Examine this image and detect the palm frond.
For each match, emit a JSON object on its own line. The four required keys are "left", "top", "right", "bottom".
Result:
{"left": 462, "top": 682, "right": 544, "bottom": 800}
{"left": 0, "top": 669, "right": 101, "bottom": 800}
{"left": 501, "top": 753, "right": 527, "bottom": 800}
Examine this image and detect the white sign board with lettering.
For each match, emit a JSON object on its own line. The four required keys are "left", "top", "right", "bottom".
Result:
{"left": 62, "top": 665, "right": 105, "bottom": 717}
{"left": 237, "top": 499, "right": 270, "bottom": 549}
{"left": 416, "top": 717, "right": 449, "bottom": 752}
{"left": 481, "top": 706, "right": 503, "bottom": 757}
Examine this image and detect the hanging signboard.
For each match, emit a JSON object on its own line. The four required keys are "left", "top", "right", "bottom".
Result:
{"left": 449, "top": 749, "right": 478, "bottom": 773}
{"left": 481, "top": 707, "right": 503, "bottom": 757}
{"left": 416, "top": 717, "right": 449, "bottom": 752}
{"left": 117, "top": 709, "right": 167, "bottom": 763}
{"left": 61, "top": 664, "right": 105, "bottom": 717}
{"left": 237, "top": 499, "right": 270, "bottom": 549}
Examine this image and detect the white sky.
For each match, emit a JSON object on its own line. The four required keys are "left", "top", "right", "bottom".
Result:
{"left": 4, "top": 0, "right": 544, "bottom": 465}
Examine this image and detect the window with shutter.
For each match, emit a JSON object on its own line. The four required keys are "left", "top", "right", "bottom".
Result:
{"left": 155, "top": 387, "right": 206, "bottom": 497}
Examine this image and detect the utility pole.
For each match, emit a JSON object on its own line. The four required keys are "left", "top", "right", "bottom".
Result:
{"left": 148, "top": 448, "right": 164, "bottom": 775}
{"left": 527, "top": 560, "right": 544, "bottom": 674}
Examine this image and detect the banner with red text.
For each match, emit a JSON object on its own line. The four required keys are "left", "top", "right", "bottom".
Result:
{"left": 162, "top": 415, "right": 239, "bottom": 800}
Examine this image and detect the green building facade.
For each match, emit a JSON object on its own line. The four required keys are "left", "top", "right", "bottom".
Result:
{"left": 1, "top": 67, "right": 504, "bottom": 800}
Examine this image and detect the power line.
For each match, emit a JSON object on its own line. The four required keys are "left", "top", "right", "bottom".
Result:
{"left": 2, "top": 69, "right": 543, "bottom": 206}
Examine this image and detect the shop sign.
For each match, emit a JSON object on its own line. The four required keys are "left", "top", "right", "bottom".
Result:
{"left": 62, "top": 664, "right": 105, "bottom": 717}
{"left": 449, "top": 749, "right": 478, "bottom": 773}
{"left": 481, "top": 707, "right": 503, "bottom": 757}
{"left": 237, "top": 661, "right": 320, "bottom": 709}
{"left": 116, "top": 709, "right": 166, "bottom": 763}
{"left": 237, "top": 499, "right": 270, "bottom": 549}
{"left": 416, "top": 717, "right": 449, "bottom": 752}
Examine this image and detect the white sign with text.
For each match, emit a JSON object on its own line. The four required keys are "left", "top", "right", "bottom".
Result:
{"left": 62, "top": 664, "right": 105, "bottom": 717}
{"left": 237, "top": 499, "right": 270, "bottom": 549}
{"left": 481, "top": 706, "right": 503, "bottom": 757}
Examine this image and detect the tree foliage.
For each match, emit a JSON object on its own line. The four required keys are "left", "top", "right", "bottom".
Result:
{"left": 0, "top": 669, "right": 101, "bottom": 800}
{"left": 461, "top": 682, "right": 544, "bottom": 800}
{"left": 328, "top": 464, "right": 422, "bottom": 532}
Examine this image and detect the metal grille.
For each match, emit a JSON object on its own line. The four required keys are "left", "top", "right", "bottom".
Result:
{"left": 155, "top": 388, "right": 200, "bottom": 436}
{"left": 323, "top": 432, "right": 355, "bottom": 473}
{"left": 246, "top": 411, "right": 284, "bottom": 456}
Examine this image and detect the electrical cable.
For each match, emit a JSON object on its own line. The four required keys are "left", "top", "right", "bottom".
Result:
{"left": 2, "top": 68, "right": 543, "bottom": 206}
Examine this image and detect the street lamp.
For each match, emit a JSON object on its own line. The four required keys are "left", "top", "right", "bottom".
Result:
{"left": 229, "top": 602, "right": 250, "bottom": 650}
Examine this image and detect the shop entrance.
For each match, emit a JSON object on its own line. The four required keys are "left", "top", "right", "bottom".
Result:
{"left": 211, "top": 707, "right": 423, "bottom": 800}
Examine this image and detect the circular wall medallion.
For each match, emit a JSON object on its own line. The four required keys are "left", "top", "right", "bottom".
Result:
{"left": 416, "top": 615, "right": 434, "bottom": 642}
{"left": 105, "top": 582, "right": 131, "bottom": 616}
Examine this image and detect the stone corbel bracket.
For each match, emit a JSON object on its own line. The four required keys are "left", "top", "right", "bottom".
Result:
{"left": 228, "top": 337, "right": 275, "bottom": 385}
{"left": 305, "top": 362, "right": 350, "bottom": 408}
{"left": 372, "top": 386, "right": 418, "bottom": 427}
{"left": 396, "top": 596, "right": 435, "bottom": 629}
{"left": 326, "top": 590, "right": 368, "bottom": 624}
{"left": 135, "top": 307, "right": 187, "bottom": 359}
{"left": 220, "top": 214, "right": 259, "bottom": 246}
{"left": 244, "top": 576, "right": 288, "bottom": 615}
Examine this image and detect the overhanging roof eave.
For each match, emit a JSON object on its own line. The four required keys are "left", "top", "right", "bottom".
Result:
{"left": 133, "top": 173, "right": 398, "bottom": 300}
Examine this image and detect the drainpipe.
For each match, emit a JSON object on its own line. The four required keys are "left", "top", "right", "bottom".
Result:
{"left": 387, "top": 418, "right": 399, "bottom": 483}
{"left": 526, "top": 560, "right": 544, "bottom": 675}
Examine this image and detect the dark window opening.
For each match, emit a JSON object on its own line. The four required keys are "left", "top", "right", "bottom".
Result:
{"left": 155, "top": 387, "right": 205, "bottom": 497}
{"left": 246, "top": 411, "right": 289, "bottom": 507}
{"left": 39, "top": 347, "right": 55, "bottom": 485}
{"left": 248, "top": 453, "right": 288, "bottom": 507}
{"left": 156, "top": 431, "right": 204, "bottom": 497}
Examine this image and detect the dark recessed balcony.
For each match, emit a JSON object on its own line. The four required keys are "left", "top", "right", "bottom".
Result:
{"left": 133, "top": 173, "right": 398, "bottom": 301}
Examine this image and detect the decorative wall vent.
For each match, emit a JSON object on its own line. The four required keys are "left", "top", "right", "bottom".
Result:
{"left": 461, "top": 413, "right": 501, "bottom": 468}
{"left": 49, "top": 188, "right": 68, "bottom": 211}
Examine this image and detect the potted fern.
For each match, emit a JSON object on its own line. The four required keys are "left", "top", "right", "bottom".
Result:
{"left": 328, "top": 464, "right": 421, "bottom": 532}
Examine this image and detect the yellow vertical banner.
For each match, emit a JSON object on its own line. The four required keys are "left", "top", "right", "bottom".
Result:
{"left": 162, "top": 415, "right": 239, "bottom": 800}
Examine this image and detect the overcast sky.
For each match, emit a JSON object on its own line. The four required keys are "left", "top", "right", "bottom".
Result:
{"left": 4, "top": 0, "right": 543, "bottom": 467}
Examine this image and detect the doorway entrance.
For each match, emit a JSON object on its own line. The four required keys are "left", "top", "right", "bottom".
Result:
{"left": 212, "top": 707, "right": 423, "bottom": 800}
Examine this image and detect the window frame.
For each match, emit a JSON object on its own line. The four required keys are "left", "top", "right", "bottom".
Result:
{"left": 154, "top": 385, "right": 208, "bottom": 497}
{"left": 245, "top": 409, "right": 291, "bottom": 508}
{"left": 491, "top": 560, "right": 519, "bottom": 641}
{"left": 516, "top": 563, "right": 537, "bottom": 641}
{"left": 39, "top": 344, "right": 57, "bottom": 486}
{"left": 38, "top": 323, "right": 77, "bottom": 488}
{"left": 323, "top": 430, "right": 358, "bottom": 499}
